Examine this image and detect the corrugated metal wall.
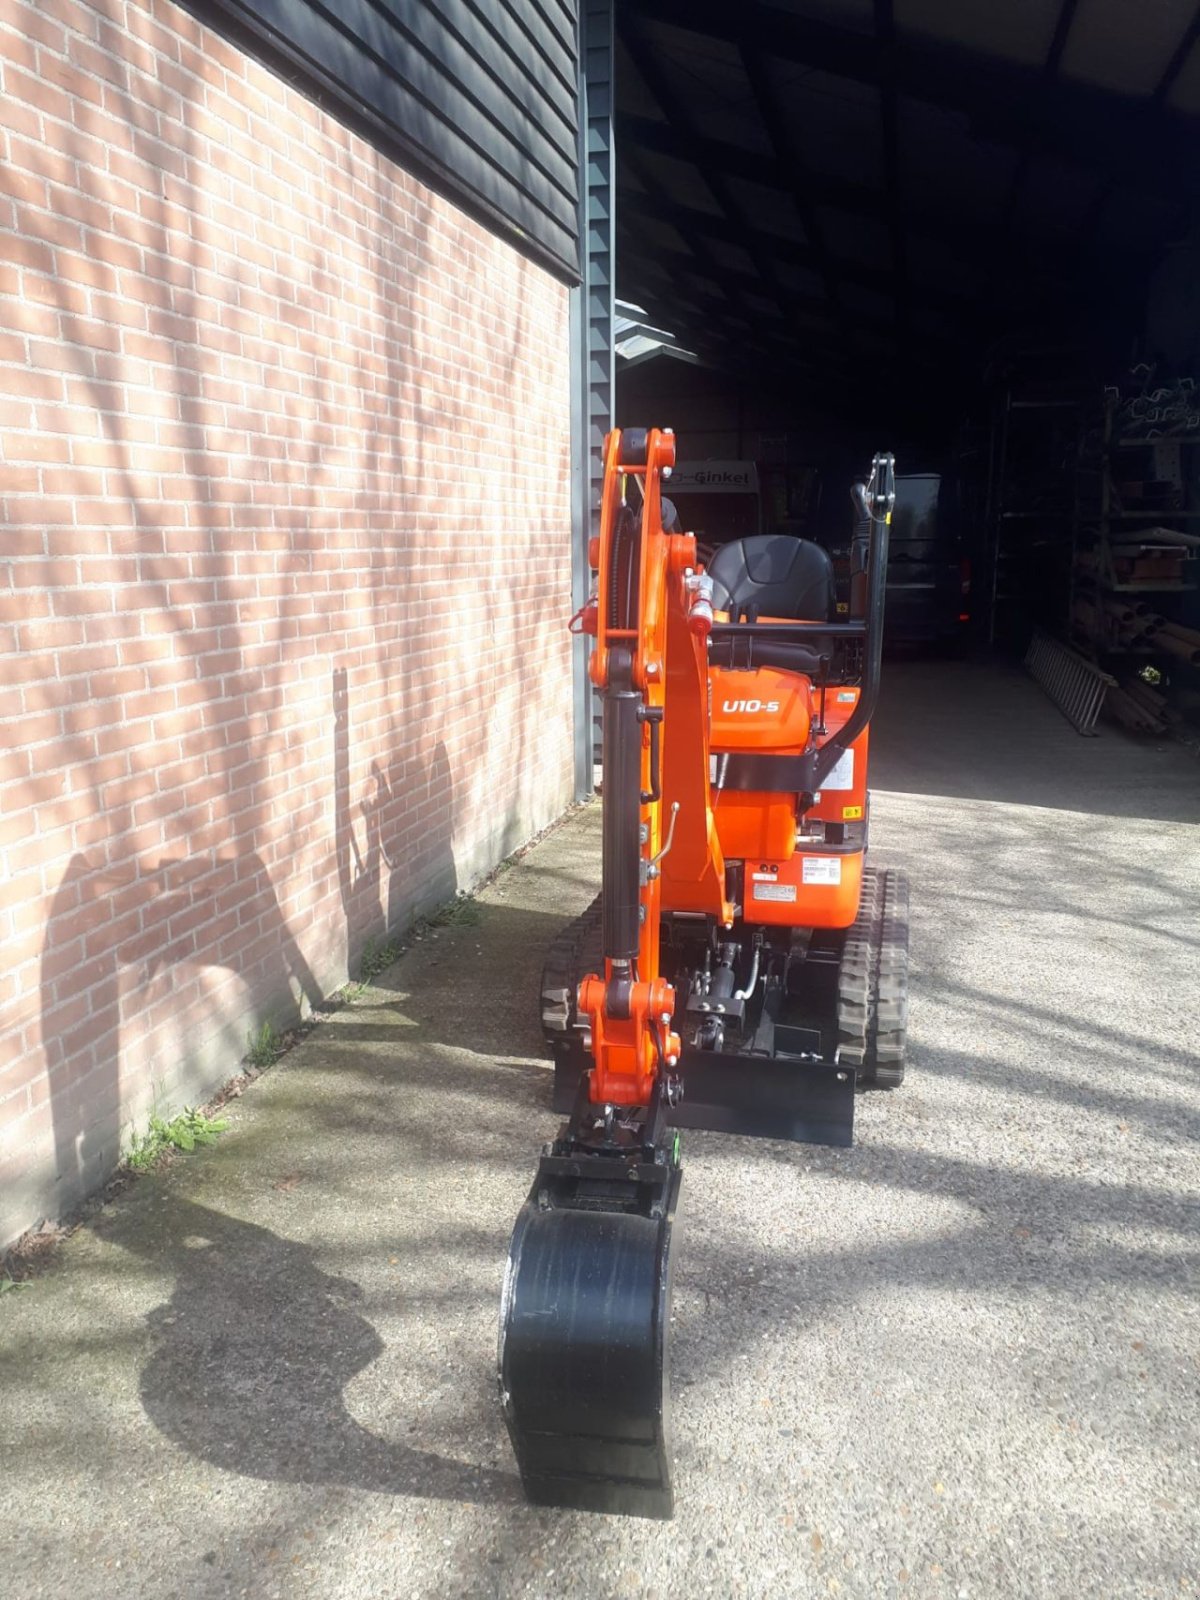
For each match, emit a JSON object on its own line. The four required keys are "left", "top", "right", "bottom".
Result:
{"left": 194, "top": 0, "right": 582, "bottom": 279}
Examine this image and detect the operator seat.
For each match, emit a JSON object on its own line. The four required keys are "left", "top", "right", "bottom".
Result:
{"left": 705, "top": 535, "right": 835, "bottom": 677}
{"left": 706, "top": 535, "right": 834, "bottom": 621}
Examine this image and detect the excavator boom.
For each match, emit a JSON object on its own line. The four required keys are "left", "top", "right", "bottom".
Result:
{"left": 499, "top": 428, "right": 902, "bottom": 1517}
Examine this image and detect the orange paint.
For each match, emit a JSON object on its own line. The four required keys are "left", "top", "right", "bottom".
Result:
{"left": 743, "top": 849, "right": 864, "bottom": 930}
{"left": 709, "top": 665, "right": 812, "bottom": 751}
{"left": 578, "top": 427, "right": 874, "bottom": 1107}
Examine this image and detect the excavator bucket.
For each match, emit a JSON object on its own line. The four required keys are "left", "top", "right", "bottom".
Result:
{"left": 499, "top": 1141, "right": 682, "bottom": 1517}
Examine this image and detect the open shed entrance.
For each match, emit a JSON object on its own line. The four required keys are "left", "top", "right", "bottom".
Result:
{"left": 608, "top": 0, "right": 1200, "bottom": 729}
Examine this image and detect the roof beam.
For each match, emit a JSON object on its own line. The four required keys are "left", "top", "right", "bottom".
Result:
{"left": 1070, "top": 1, "right": 1200, "bottom": 255}
{"left": 618, "top": 9, "right": 856, "bottom": 359}
{"left": 619, "top": 141, "right": 766, "bottom": 339}
{"left": 873, "top": 0, "right": 909, "bottom": 339}
{"left": 617, "top": 227, "right": 915, "bottom": 341}
{"left": 999, "top": 0, "right": 1080, "bottom": 232}
{"left": 1154, "top": 0, "right": 1200, "bottom": 106}
{"left": 621, "top": 282, "right": 869, "bottom": 385}
{"left": 618, "top": 187, "right": 972, "bottom": 311}
{"left": 620, "top": 113, "right": 864, "bottom": 207}
{"left": 619, "top": 269, "right": 845, "bottom": 363}
{"left": 621, "top": 0, "right": 1200, "bottom": 198}
{"left": 738, "top": 44, "right": 857, "bottom": 347}
{"left": 617, "top": 114, "right": 1080, "bottom": 282}
{"left": 617, "top": 248, "right": 877, "bottom": 362}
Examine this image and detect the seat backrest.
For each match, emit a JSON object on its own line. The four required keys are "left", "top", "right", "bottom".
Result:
{"left": 706, "top": 535, "right": 833, "bottom": 620}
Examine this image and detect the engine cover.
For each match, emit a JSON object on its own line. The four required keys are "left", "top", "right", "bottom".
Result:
{"left": 709, "top": 666, "right": 811, "bottom": 751}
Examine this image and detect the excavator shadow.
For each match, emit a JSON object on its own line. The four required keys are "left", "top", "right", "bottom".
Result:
{"left": 82, "top": 902, "right": 603, "bottom": 1509}
{"left": 95, "top": 1195, "right": 522, "bottom": 1507}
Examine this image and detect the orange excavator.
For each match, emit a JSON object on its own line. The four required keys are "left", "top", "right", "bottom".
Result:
{"left": 498, "top": 427, "right": 908, "bottom": 1517}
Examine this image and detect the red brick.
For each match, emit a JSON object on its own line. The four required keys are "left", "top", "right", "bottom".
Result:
{"left": 83, "top": 230, "right": 142, "bottom": 272}
{"left": 0, "top": 165, "right": 50, "bottom": 210}
{"left": 0, "top": 0, "right": 572, "bottom": 1247}
{"left": 66, "top": 32, "right": 128, "bottom": 90}
{"left": 50, "top": 185, "right": 113, "bottom": 233}
{"left": 22, "top": 272, "right": 88, "bottom": 315}
{"left": 38, "top": 49, "right": 107, "bottom": 109}
{"left": 0, "top": 232, "right": 54, "bottom": 274}
{"left": 62, "top": 320, "right": 127, "bottom": 376}
{"left": 3, "top": 367, "right": 65, "bottom": 402}
{"left": 34, "top": 405, "right": 100, "bottom": 438}
{"left": 26, "top": 0, "right": 101, "bottom": 42}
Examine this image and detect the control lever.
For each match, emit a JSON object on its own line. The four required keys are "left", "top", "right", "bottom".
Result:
{"left": 643, "top": 803, "right": 680, "bottom": 882}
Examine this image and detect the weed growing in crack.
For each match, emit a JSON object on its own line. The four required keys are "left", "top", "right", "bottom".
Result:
{"left": 127, "top": 1108, "right": 230, "bottom": 1172}
{"left": 358, "top": 934, "right": 402, "bottom": 983}
{"left": 246, "top": 1021, "right": 280, "bottom": 1069}
{"left": 428, "top": 894, "right": 482, "bottom": 928}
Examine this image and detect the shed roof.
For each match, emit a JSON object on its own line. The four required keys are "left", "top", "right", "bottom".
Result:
{"left": 614, "top": 0, "right": 1200, "bottom": 406}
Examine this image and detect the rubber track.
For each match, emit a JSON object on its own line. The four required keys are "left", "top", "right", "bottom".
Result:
{"left": 837, "top": 866, "right": 909, "bottom": 1088}
{"left": 540, "top": 895, "right": 602, "bottom": 1056}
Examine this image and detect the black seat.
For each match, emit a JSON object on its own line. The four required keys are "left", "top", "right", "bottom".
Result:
{"left": 706, "top": 535, "right": 834, "bottom": 621}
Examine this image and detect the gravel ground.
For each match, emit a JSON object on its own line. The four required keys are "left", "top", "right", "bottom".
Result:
{"left": 2, "top": 659, "right": 1198, "bottom": 1600}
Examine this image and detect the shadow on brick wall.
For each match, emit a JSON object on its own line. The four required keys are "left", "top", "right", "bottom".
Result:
{"left": 335, "top": 666, "right": 458, "bottom": 975}
{"left": 39, "top": 663, "right": 461, "bottom": 1225}
{"left": 41, "top": 854, "right": 324, "bottom": 1219}
{"left": 15, "top": 17, "right": 565, "bottom": 1253}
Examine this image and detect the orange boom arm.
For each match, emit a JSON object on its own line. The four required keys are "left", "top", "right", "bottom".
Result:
{"left": 579, "top": 427, "right": 733, "bottom": 1108}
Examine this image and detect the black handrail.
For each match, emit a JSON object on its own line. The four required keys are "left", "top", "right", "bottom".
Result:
{"left": 710, "top": 621, "right": 866, "bottom": 638}
{"left": 807, "top": 453, "right": 894, "bottom": 793}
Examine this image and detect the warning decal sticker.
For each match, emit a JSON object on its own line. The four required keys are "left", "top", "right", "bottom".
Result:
{"left": 822, "top": 750, "right": 854, "bottom": 791}
{"left": 801, "top": 857, "right": 842, "bottom": 885}
{"left": 753, "top": 882, "right": 798, "bottom": 903}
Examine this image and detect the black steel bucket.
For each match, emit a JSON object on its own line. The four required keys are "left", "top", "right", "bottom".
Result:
{"left": 499, "top": 1157, "right": 682, "bottom": 1518}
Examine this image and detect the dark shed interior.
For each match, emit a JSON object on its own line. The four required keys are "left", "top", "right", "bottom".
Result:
{"left": 614, "top": 0, "right": 1200, "bottom": 720}
{"left": 614, "top": 0, "right": 1200, "bottom": 415}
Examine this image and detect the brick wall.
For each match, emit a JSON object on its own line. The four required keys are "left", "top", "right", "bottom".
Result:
{"left": 0, "top": 0, "right": 575, "bottom": 1246}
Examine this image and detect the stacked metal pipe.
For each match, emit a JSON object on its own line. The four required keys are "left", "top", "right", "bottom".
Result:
{"left": 1149, "top": 618, "right": 1200, "bottom": 666}
{"left": 1072, "top": 595, "right": 1200, "bottom": 664}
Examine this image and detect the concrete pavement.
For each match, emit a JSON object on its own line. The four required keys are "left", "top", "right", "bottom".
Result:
{"left": 2, "top": 660, "right": 1198, "bottom": 1600}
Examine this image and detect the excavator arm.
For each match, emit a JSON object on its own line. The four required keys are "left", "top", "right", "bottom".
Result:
{"left": 498, "top": 428, "right": 702, "bottom": 1518}
{"left": 498, "top": 429, "right": 897, "bottom": 1519}
{"left": 581, "top": 425, "right": 732, "bottom": 1107}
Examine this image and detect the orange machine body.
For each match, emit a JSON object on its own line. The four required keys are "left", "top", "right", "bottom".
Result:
{"left": 710, "top": 676, "right": 868, "bottom": 929}
{"left": 582, "top": 428, "right": 877, "bottom": 1109}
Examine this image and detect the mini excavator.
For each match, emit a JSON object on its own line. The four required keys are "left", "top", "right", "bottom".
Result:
{"left": 498, "top": 427, "right": 909, "bottom": 1518}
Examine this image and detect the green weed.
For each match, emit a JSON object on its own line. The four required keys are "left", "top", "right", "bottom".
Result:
{"left": 127, "top": 1107, "right": 230, "bottom": 1172}
{"left": 246, "top": 1020, "right": 280, "bottom": 1069}
{"left": 428, "top": 894, "right": 481, "bottom": 928}
{"left": 359, "top": 933, "right": 401, "bottom": 982}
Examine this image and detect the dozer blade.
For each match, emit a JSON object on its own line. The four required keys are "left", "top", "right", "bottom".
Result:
{"left": 671, "top": 1047, "right": 855, "bottom": 1146}
{"left": 553, "top": 1045, "right": 855, "bottom": 1148}
{"left": 499, "top": 1150, "right": 682, "bottom": 1517}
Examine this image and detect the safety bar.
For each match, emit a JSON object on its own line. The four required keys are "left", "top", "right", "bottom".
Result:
{"left": 805, "top": 452, "right": 894, "bottom": 792}
{"left": 710, "top": 621, "right": 866, "bottom": 638}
